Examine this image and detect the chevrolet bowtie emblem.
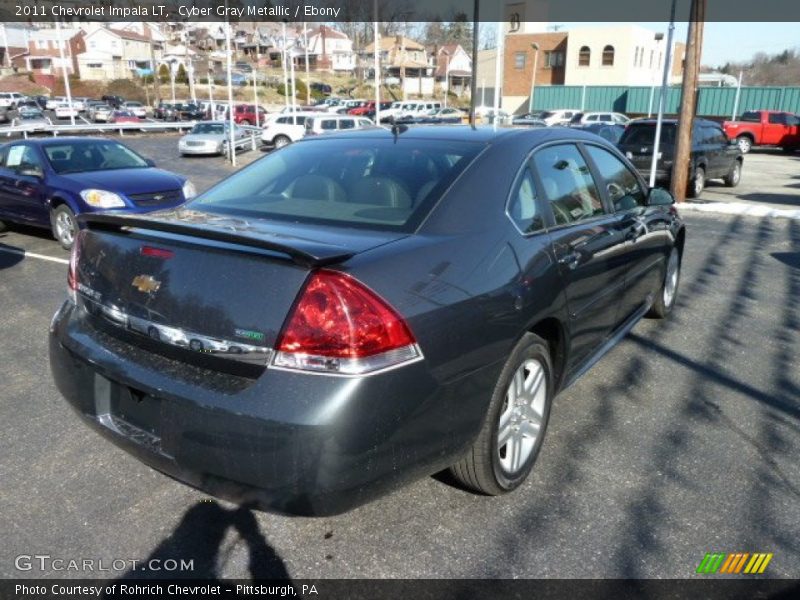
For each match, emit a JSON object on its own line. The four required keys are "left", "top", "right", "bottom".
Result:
{"left": 153, "top": 194, "right": 164, "bottom": 201}
{"left": 131, "top": 275, "right": 161, "bottom": 294}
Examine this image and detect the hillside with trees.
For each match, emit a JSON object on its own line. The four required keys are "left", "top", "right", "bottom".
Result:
{"left": 718, "top": 48, "right": 800, "bottom": 86}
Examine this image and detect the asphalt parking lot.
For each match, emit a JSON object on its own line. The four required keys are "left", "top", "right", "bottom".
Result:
{"left": 0, "top": 139, "right": 798, "bottom": 579}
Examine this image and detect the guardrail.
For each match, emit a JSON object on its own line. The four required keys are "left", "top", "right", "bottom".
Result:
{"left": 0, "top": 120, "right": 199, "bottom": 138}
{"left": 0, "top": 119, "right": 264, "bottom": 157}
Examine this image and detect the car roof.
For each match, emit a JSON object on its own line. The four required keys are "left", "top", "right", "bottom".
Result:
{"left": 628, "top": 118, "right": 718, "bottom": 126}
{"left": 295, "top": 124, "right": 607, "bottom": 146}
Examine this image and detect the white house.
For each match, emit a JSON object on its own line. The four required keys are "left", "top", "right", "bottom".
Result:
{"left": 435, "top": 44, "right": 472, "bottom": 96}
{"left": 78, "top": 27, "right": 159, "bottom": 81}
{"left": 303, "top": 26, "right": 355, "bottom": 73}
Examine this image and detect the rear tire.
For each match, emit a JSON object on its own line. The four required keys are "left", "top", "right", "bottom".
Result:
{"left": 723, "top": 160, "right": 742, "bottom": 187}
{"left": 450, "top": 333, "right": 553, "bottom": 495}
{"left": 648, "top": 246, "right": 681, "bottom": 319}
{"left": 51, "top": 205, "right": 77, "bottom": 250}
{"left": 736, "top": 135, "right": 752, "bottom": 154}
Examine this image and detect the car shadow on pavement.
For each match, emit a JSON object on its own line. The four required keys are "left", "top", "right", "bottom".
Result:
{"left": 736, "top": 193, "right": 800, "bottom": 207}
{"left": 0, "top": 240, "right": 25, "bottom": 270}
{"left": 115, "top": 500, "right": 290, "bottom": 581}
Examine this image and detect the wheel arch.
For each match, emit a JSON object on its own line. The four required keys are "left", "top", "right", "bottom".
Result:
{"left": 528, "top": 317, "right": 568, "bottom": 393}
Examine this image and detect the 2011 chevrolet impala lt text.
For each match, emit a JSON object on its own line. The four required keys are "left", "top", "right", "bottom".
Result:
{"left": 49, "top": 126, "right": 685, "bottom": 515}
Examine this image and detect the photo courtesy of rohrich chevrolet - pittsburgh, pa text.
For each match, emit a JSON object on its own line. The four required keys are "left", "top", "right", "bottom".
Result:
{"left": 0, "top": 0, "right": 798, "bottom": 598}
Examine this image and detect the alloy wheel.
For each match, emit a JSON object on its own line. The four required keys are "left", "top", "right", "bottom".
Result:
{"left": 497, "top": 359, "right": 546, "bottom": 475}
{"left": 663, "top": 248, "right": 680, "bottom": 308}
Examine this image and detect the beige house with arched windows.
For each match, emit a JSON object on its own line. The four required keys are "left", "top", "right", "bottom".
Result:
{"left": 564, "top": 24, "right": 683, "bottom": 87}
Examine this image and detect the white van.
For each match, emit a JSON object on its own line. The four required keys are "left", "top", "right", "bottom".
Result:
{"left": 304, "top": 115, "right": 374, "bottom": 137}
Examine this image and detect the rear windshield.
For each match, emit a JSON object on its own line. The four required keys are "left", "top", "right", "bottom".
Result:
{"left": 188, "top": 138, "right": 484, "bottom": 232}
{"left": 619, "top": 123, "right": 676, "bottom": 146}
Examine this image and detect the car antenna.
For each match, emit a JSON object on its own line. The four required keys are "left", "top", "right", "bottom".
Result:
{"left": 391, "top": 123, "right": 407, "bottom": 141}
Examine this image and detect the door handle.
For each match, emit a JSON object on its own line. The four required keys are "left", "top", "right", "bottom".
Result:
{"left": 558, "top": 250, "right": 583, "bottom": 269}
{"left": 626, "top": 218, "right": 648, "bottom": 242}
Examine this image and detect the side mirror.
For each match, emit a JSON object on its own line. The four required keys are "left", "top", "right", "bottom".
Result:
{"left": 647, "top": 187, "right": 675, "bottom": 206}
{"left": 18, "top": 165, "right": 43, "bottom": 178}
{"left": 144, "top": 158, "right": 156, "bottom": 167}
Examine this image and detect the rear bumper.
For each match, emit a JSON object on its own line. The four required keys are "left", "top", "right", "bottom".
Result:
{"left": 49, "top": 301, "right": 495, "bottom": 515}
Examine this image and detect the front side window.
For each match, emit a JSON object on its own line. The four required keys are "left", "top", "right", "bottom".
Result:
{"left": 6, "top": 145, "right": 43, "bottom": 171}
{"left": 585, "top": 145, "right": 646, "bottom": 211}
{"left": 768, "top": 113, "right": 787, "bottom": 125}
{"left": 508, "top": 168, "right": 544, "bottom": 234}
{"left": 533, "top": 144, "right": 605, "bottom": 225}
{"left": 339, "top": 119, "right": 355, "bottom": 129}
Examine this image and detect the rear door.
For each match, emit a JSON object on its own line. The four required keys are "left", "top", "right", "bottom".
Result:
{"left": 532, "top": 143, "right": 631, "bottom": 369}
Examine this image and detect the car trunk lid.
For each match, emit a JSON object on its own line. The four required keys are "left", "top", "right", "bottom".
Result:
{"left": 73, "top": 209, "right": 406, "bottom": 376}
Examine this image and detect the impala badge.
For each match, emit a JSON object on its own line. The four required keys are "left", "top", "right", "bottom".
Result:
{"left": 132, "top": 275, "right": 161, "bottom": 294}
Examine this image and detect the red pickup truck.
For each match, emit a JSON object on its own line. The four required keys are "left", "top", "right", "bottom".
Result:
{"left": 723, "top": 110, "right": 800, "bottom": 154}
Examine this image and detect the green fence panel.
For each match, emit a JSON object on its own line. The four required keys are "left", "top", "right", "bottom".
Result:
{"left": 531, "top": 85, "right": 800, "bottom": 117}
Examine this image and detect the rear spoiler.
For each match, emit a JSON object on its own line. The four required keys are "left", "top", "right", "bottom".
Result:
{"left": 78, "top": 213, "right": 355, "bottom": 268}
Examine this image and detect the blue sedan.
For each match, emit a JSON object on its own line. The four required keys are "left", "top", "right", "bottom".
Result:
{"left": 0, "top": 137, "right": 195, "bottom": 249}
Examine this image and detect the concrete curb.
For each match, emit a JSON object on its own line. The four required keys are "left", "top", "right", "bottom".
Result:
{"left": 678, "top": 201, "right": 800, "bottom": 220}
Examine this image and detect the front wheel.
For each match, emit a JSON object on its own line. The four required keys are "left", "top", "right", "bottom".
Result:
{"left": 51, "top": 205, "right": 77, "bottom": 250}
{"left": 450, "top": 333, "right": 553, "bottom": 495}
{"left": 736, "top": 135, "right": 753, "bottom": 154}
{"left": 648, "top": 246, "right": 681, "bottom": 319}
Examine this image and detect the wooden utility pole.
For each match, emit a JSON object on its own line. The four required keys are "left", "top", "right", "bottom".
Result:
{"left": 671, "top": 0, "right": 706, "bottom": 202}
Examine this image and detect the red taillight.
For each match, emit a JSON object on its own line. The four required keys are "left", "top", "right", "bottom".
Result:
{"left": 67, "top": 231, "right": 82, "bottom": 300}
{"left": 274, "top": 270, "right": 420, "bottom": 374}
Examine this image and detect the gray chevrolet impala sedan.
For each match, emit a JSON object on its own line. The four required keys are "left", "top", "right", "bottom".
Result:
{"left": 50, "top": 125, "right": 685, "bottom": 514}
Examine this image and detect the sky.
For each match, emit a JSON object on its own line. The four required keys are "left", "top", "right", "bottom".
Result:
{"left": 556, "top": 22, "right": 800, "bottom": 67}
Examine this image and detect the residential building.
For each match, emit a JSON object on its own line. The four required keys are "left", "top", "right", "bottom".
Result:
{"left": 0, "top": 23, "right": 32, "bottom": 69}
{"left": 303, "top": 26, "right": 355, "bottom": 73}
{"left": 78, "top": 26, "right": 160, "bottom": 81}
{"left": 365, "top": 35, "right": 433, "bottom": 96}
{"left": 435, "top": 44, "right": 472, "bottom": 97}
{"left": 503, "top": 31, "right": 568, "bottom": 112}
{"left": 25, "top": 28, "right": 85, "bottom": 79}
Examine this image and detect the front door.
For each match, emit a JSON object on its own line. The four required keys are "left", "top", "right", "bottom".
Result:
{"left": 1, "top": 144, "right": 48, "bottom": 226}
{"left": 532, "top": 143, "right": 630, "bottom": 370}
{"left": 583, "top": 143, "right": 671, "bottom": 320}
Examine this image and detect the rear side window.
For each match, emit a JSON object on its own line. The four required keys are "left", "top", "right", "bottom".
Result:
{"left": 508, "top": 168, "right": 544, "bottom": 234}
{"left": 188, "top": 138, "right": 484, "bottom": 232}
{"left": 320, "top": 120, "right": 336, "bottom": 130}
{"left": 768, "top": 113, "right": 787, "bottom": 125}
{"left": 585, "top": 145, "right": 646, "bottom": 211}
{"left": 619, "top": 124, "right": 676, "bottom": 146}
{"left": 533, "top": 144, "right": 605, "bottom": 225}
{"left": 740, "top": 111, "right": 761, "bottom": 122}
